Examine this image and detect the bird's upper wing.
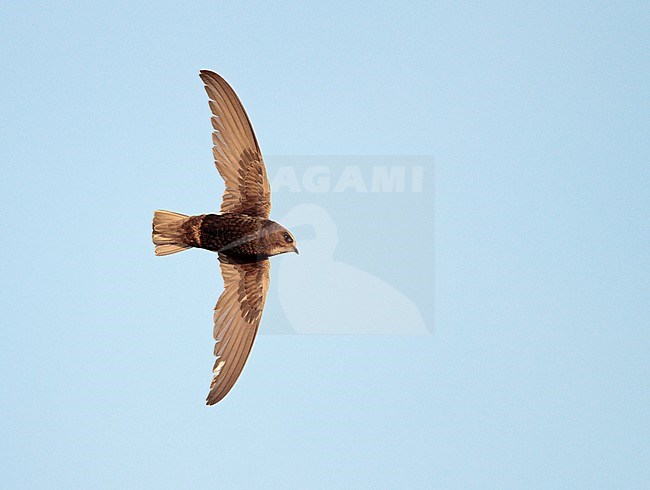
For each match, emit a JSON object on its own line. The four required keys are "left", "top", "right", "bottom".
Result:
{"left": 199, "top": 70, "right": 271, "bottom": 218}
{"left": 207, "top": 257, "right": 270, "bottom": 405}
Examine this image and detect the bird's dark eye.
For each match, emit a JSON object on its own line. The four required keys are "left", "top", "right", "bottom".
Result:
{"left": 283, "top": 232, "right": 293, "bottom": 243}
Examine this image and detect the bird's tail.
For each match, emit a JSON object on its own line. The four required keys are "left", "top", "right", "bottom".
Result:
{"left": 152, "top": 210, "right": 192, "bottom": 256}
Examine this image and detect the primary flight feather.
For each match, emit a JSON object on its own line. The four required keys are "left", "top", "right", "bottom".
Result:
{"left": 152, "top": 71, "right": 298, "bottom": 405}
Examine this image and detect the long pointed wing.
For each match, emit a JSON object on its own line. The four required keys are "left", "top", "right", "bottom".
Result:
{"left": 199, "top": 70, "right": 271, "bottom": 218}
{"left": 207, "top": 258, "right": 270, "bottom": 405}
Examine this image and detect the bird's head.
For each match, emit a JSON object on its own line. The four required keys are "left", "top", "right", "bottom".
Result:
{"left": 261, "top": 221, "right": 299, "bottom": 256}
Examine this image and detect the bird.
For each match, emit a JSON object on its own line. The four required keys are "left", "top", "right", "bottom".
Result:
{"left": 152, "top": 70, "right": 299, "bottom": 405}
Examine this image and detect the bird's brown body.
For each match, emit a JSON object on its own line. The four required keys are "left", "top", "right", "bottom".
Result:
{"left": 198, "top": 214, "right": 290, "bottom": 263}
{"left": 152, "top": 70, "right": 298, "bottom": 406}
{"left": 175, "top": 213, "right": 296, "bottom": 263}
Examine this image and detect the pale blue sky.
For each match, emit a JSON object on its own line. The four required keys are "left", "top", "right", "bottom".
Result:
{"left": 1, "top": 2, "right": 649, "bottom": 488}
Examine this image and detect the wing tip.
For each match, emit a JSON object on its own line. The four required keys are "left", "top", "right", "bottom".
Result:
{"left": 205, "top": 389, "right": 227, "bottom": 406}
{"left": 199, "top": 69, "right": 223, "bottom": 85}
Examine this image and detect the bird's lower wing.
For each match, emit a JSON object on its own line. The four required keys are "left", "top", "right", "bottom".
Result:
{"left": 207, "top": 258, "right": 270, "bottom": 405}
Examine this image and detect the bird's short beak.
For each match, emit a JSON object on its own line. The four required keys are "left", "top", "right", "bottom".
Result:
{"left": 293, "top": 245, "right": 299, "bottom": 255}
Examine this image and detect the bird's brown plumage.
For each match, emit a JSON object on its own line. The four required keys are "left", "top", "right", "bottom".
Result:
{"left": 152, "top": 70, "right": 298, "bottom": 406}
{"left": 207, "top": 260, "right": 270, "bottom": 405}
{"left": 199, "top": 70, "right": 271, "bottom": 219}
